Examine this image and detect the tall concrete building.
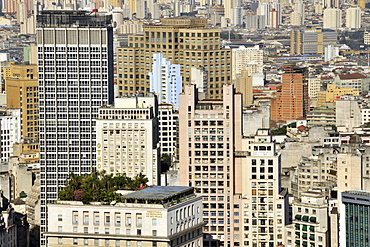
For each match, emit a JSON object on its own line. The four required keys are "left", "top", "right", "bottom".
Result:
{"left": 5, "top": 63, "right": 39, "bottom": 140}
{"left": 323, "top": 8, "right": 342, "bottom": 30}
{"left": 271, "top": 66, "right": 309, "bottom": 123}
{"left": 346, "top": 7, "right": 361, "bottom": 29}
{"left": 229, "top": 45, "right": 263, "bottom": 81}
{"left": 95, "top": 95, "right": 160, "bottom": 185}
{"left": 179, "top": 84, "right": 243, "bottom": 247}
{"left": 290, "top": 28, "right": 337, "bottom": 55}
{"left": 158, "top": 104, "right": 179, "bottom": 159}
{"left": 0, "top": 108, "right": 21, "bottom": 163}
{"left": 149, "top": 53, "right": 182, "bottom": 109}
{"left": 116, "top": 17, "right": 232, "bottom": 99}
{"left": 36, "top": 10, "right": 114, "bottom": 246}
{"left": 240, "top": 129, "right": 288, "bottom": 246}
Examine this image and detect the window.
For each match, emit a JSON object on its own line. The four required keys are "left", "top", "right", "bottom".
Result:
{"left": 153, "top": 230, "right": 157, "bottom": 236}
{"left": 94, "top": 239, "right": 99, "bottom": 246}
{"left": 84, "top": 227, "right": 88, "bottom": 233}
{"left": 126, "top": 240, "right": 131, "bottom": 247}
{"left": 58, "top": 214, "right": 63, "bottom": 221}
{"left": 58, "top": 238, "right": 63, "bottom": 244}
{"left": 152, "top": 218, "right": 157, "bottom": 226}
{"left": 116, "top": 240, "right": 121, "bottom": 247}
{"left": 138, "top": 241, "right": 142, "bottom": 247}
{"left": 73, "top": 227, "right": 77, "bottom": 233}
{"left": 73, "top": 238, "right": 78, "bottom": 245}
{"left": 73, "top": 211, "right": 78, "bottom": 224}
{"left": 105, "top": 240, "right": 110, "bottom": 246}
{"left": 58, "top": 226, "right": 63, "bottom": 232}
{"left": 84, "top": 239, "right": 88, "bottom": 245}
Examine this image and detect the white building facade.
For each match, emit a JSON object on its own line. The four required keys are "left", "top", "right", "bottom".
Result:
{"left": 0, "top": 108, "right": 21, "bottom": 163}
{"left": 45, "top": 186, "right": 204, "bottom": 247}
{"left": 149, "top": 53, "right": 182, "bottom": 109}
{"left": 96, "top": 95, "right": 160, "bottom": 185}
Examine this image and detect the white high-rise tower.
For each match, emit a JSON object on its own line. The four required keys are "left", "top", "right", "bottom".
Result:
{"left": 37, "top": 10, "right": 114, "bottom": 246}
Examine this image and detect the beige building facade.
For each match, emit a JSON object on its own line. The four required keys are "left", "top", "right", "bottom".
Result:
{"left": 179, "top": 84, "right": 243, "bottom": 246}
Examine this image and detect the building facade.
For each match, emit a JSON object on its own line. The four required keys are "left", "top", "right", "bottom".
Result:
{"left": 36, "top": 10, "right": 114, "bottom": 246}
{"left": 46, "top": 186, "right": 204, "bottom": 247}
{"left": 116, "top": 17, "right": 232, "bottom": 99}
{"left": 95, "top": 95, "right": 160, "bottom": 185}
{"left": 240, "top": 129, "right": 288, "bottom": 247}
{"left": 158, "top": 104, "right": 179, "bottom": 160}
{"left": 0, "top": 108, "right": 21, "bottom": 163}
{"left": 271, "top": 66, "right": 309, "bottom": 123}
{"left": 149, "top": 53, "right": 182, "bottom": 109}
{"left": 5, "top": 63, "right": 39, "bottom": 140}
{"left": 179, "top": 84, "right": 243, "bottom": 247}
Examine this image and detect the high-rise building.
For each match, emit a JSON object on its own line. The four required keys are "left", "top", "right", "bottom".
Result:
{"left": 116, "top": 17, "right": 232, "bottom": 99}
{"left": 36, "top": 10, "right": 114, "bottom": 246}
{"left": 240, "top": 129, "right": 288, "bottom": 246}
{"left": 323, "top": 8, "right": 342, "bottom": 30}
{"left": 346, "top": 7, "right": 362, "bottom": 29}
{"left": 5, "top": 63, "right": 39, "bottom": 140}
{"left": 228, "top": 45, "right": 263, "bottom": 81}
{"left": 158, "top": 104, "right": 179, "bottom": 159}
{"left": 290, "top": 28, "right": 337, "bottom": 55}
{"left": 0, "top": 108, "right": 21, "bottom": 163}
{"left": 271, "top": 66, "right": 309, "bottom": 123}
{"left": 96, "top": 95, "right": 160, "bottom": 185}
{"left": 341, "top": 191, "right": 370, "bottom": 247}
{"left": 149, "top": 53, "right": 182, "bottom": 109}
{"left": 179, "top": 84, "right": 243, "bottom": 247}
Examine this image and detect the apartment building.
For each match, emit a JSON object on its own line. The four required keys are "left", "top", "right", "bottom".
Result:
{"left": 0, "top": 108, "right": 21, "bottom": 163}
{"left": 46, "top": 186, "right": 204, "bottom": 247}
{"left": 285, "top": 190, "right": 330, "bottom": 247}
{"left": 96, "top": 94, "right": 160, "bottom": 185}
{"left": 5, "top": 63, "right": 39, "bottom": 140}
{"left": 116, "top": 17, "right": 232, "bottom": 99}
{"left": 271, "top": 66, "right": 309, "bottom": 123}
{"left": 240, "top": 129, "right": 288, "bottom": 247}
{"left": 179, "top": 84, "right": 243, "bottom": 247}
{"left": 158, "top": 104, "right": 178, "bottom": 159}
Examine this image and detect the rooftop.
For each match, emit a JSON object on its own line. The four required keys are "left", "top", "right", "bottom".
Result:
{"left": 122, "top": 186, "right": 193, "bottom": 201}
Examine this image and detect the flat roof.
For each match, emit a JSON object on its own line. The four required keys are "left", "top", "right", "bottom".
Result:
{"left": 122, "top": 186, "right": 193, "bottom": 201}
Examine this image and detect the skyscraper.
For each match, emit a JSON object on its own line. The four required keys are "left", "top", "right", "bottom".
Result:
{"left": 116, "top": 17, "right": 232, "bottom": 99}
{"left": 179, "top": 84, "right": 243, "bottom": 247}
{"left": 346, "top": 7, "right": 362, "bottom": 29}
{"left": 323, "top": 8, "right": 342, "bottom": 30}
{"left": 36, "top": 10, "right": 114, "bottom": 246}
{"left": 271, "top": 66, "right": 309, "bottom": 123}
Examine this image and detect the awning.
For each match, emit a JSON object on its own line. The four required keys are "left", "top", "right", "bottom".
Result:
{"left": 302, "top": 225, "right": 308, "bottom": 231}
{"left": 303, "top": 241, "right": 308, "bottom": 246}
{"left": 295, "top": 223, "right": 300, "bottom": 229}
{"left": 310, "top": 217, "right": 317, "bottom": 222}
{"left": 295, "top": 214, "right": 302, "bottom": 220}
{"left": 302, "top": 216, "right": 309, "bottom": 221}
{"left": 309, "top": 226, "right": 315, "bottom": 231}
{"left": 302, "top": 233, "right": 307, "bottom": 239}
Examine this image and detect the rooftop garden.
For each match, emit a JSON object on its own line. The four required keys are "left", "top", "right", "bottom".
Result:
{"left": 58, "top": 170, "right": 148, "bottom": 204}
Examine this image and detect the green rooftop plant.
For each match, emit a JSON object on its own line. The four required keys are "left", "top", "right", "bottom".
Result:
{"left": 58, "top": 170, "right": 148, "bottom": 204}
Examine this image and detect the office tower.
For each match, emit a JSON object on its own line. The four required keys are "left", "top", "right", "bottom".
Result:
{"left": 271, "top": 66, "right": 309, "bottom": 123}
{"left": 346, "top": 7, "right": 362, "bottom": 29}
{"left": 323, "top": 8, "right": 342, "bottom": 30}
{"left": 116, "top": 17, "right": 232, "bottom": 99}
{"left": 149, "top": 53, "right": 182, "bottom": 109}
{"left": 36, "top": 10, "right": 114, "bottom": 246}
{"left": 290, "top": 28, "right": 337, "bottom": 55}
{"left": 158, "top": 104, "right": 178, "bottom": 159}
{"left": 179, "top": 84, "right": 243, "bottom": 247}
{"left": 241, "top": 129, "right": 288, "bottom": 247}
{"left": 96, "top": 95, "right": 160, "bottom": 185}
{"left": 285, "top": 190, "right": 330, "bottom": 247}
{"left": 235, "top": 70, "right": 253, "bottom": 105}
{"left": 0, "top": 109, "right": 21, "bottom": 163}
{"left": 341, "top": 191, "right": 370, "bottom": 246}
{"left": 5, "top": 64, "right": 38, "bottom": 140}
{"left": 47, "top": 186, "right": 204, "bottom": 247}
{"left": 229, "top": 45, "right": 263, "bottom": 81}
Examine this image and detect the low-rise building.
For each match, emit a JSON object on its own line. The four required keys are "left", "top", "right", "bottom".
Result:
{"left": 45, "top": 186, "right": 204, "bottom": 247}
